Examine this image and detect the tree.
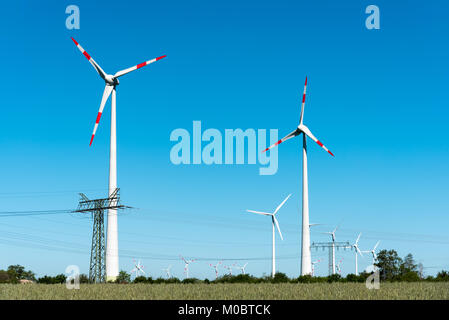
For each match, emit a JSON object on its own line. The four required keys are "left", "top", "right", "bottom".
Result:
{"left": 375, "top": 250, "right": 402, "bottom": 281}
{"left": 116, "top": 270, "right": 131, "bottom": 283}
{"left": 400, "top": 253, "right": 418, "bottom": 274}
{"left": 0, "top": 270, "right": 11, "bottom": 283}
{"left": 79, "top": 274, "right": 89, "bottom": 284}
{"left": 435, "top": 270, "right": 449, "bottom": 281}
{"left": 7, "top": 265, "right": 35, "bottom": 282}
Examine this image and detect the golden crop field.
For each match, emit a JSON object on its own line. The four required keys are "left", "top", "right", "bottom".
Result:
{"left": 0, "top": 282, "right": 449, "bottom": 300}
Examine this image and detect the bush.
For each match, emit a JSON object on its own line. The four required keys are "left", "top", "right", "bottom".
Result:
{"left": 0, "top": 270, "right": 11, "bottom": 283}
{"left": 271, "top": 272, "right": 289, "bottom": 283}
{"left": 399, "top": 272, "right": 420, "bottom": 282}
{"left": 327, "top": 274, "right": 342, "bottom": 283}
{"left": 133, "top": 276, "right": 148, "bottom": 283}
{"left": 435, "top": 270, "right": 449, "bottom": 281}
{"left": 182, "top": 278, "right": 201, "bottom": 284}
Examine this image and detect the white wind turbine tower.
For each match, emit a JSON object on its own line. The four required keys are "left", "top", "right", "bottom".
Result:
{"left": 180, "top": 255, "right": 196, "bottom": 278}
{"left": 352, "top": 233, "right": 364, "bottom": 276}
{"left": 71, "top": 38, "right": 166, "bottom": 282}
{"left": 162, "top": 265, "right": 172, "bottom": 278}
{"left": 311, "top": 259, "right": 321, "bottom": 276}
{"left": 235, "top": 263, "right": 248, "bottom": 275}
{"left": 131, "top": 259, "right": 146, "bottom": 278}
{"left": 363, "top": 241, "right": 380, "bottom": 265}
{"left": 263, "top": 77, "right": 334, "bottom": 276}
{"left": 322, "top": 225, "right": 339, "bottom": 275}
{"left": 209, "top": 261, "right": 222, "bottom": 279}
{"left": 246, "top": 194, "right": 290, "bottom": 278}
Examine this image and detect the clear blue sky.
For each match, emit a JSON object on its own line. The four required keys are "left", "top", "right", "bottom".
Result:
{"left": 0, "top": 0, "right": 448, "bottom": 279}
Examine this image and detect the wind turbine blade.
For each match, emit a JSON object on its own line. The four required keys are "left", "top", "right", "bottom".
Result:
{"left": 356, "top": 247, "right": 363, "bottom": 256}
{"left": 89, "top": 85, "right": 113, "bottom": 146}
{"left": 299, "top": 124, "right": 334, "bottom": 157}
{"left": 299, "top": 76, "right": 307, "bottom": 124}
{"left": 355, "top": 233, "right": 362, "bottom": 245}
{"left": 309, "top": 223, "right": 322, "bottom": 227}
{"left": 262, "top": 129, "right": 300, "bottom": 153}
{"left": 374, "top": 241, "right": 380, "bottom": 251}
{"left": 246, "top": 210, "right": 272, "bottom": 216}
{"left": 71, "top": 37, "right": 107, "bottom": 80}
{"left": 273, "top": 216, "right": 283, "bottom": 240}
{"left": 274, "top": 194, "right": 291, "bottom": 214}
{"left": 114, "top": 55, "right": 166, "bottom": 78}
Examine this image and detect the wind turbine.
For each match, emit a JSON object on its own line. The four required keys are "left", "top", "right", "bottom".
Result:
{"left": 246, "top": 194, "right": 290, "bottom": 278}
{"left": 131, "top": 259, "right": 146, "bottom": 278}
{"left": 162, "top": 265, "right": 172, "bottom": 278}
{"left": 180, "top": 255, "right": 196, "bottom": 278}
{"left": 322, "top": 225, "right": 339, "bottom": 275}
{"left": 71, "top": 38, "right": 166, "bottom": 282}
{"left": 263, "top": 77, "right": 334, "bottom": 276}
{"left": 234, "top": 263, "right": 248, "bottom": 275}
{"left": 209, "top": 261, "right": 222, "bottom": 279}
{"left": 352, "top": 233, "right": 364, "bottom": 276}
{"left": 336, "top": 258, "right": 343, "bottom": 275}
{"left": 223, "top": 264, "right": 234, "bottom": 276}
{"left": 363, "top": 241, "right": 380, "bottom": 265}
{"left": 311, "top": 259, "right": 321, "bottom": 276}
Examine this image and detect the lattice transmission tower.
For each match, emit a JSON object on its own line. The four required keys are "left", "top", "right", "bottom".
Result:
{"left": 311, "top": 241, "right": 352, "bottom": 276}
{"left": 75, "top": 188, "right": 128, "bottom": 283}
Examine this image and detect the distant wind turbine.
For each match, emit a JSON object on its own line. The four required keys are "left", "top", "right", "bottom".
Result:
{"left": 322, "top": 225, "right": 339, "bottom": 274}
{"left": 246, "top": 194, "right": 290, "bottom": 278}
{"left": 362, "top": 241, "right": 380, "bottom": 265}
{"left": 180, "top": 255, "right": 196, "bottom": 278}
{"left": 352, "top": 233, "right": 364, "bottom": 276}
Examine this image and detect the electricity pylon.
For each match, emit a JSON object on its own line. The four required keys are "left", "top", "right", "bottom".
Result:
{"left": 311, "top": 241, "right": 352, "bottom": 276}
{"left": 75, "top": 188, "right": 128, "bottom": 283}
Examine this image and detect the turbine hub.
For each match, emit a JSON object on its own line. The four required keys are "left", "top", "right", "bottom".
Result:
{"left": 105, "top": 75, "right": 119, "bottom": 86}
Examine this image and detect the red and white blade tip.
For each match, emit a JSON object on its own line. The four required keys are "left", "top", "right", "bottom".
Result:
{"left": 262, "top": 140, "right": 282, "bottom": 153}
{"left": 316, "top": 140, "right": 334, "bottom": 156}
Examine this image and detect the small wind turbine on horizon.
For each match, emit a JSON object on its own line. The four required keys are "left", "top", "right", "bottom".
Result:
{"left": 362, "top": 241, "right": 380, "bottom": 265}
{"left": 209, "top": 261, "right": 222, "bottom": 279}
{"left": 180, "top": 255, "right": 196, "bottom": 278}
{"left": 336, "top": 258, "right": 343, "bottom": 275}
{"left": 234, "top": 263, "right": 248, "bottom": 275}
{"left": 311, "top": 259, "right": 321, "bottom": 276}
{"left": 71, "top": 37, "right": 166, "bottom": 281}
{"left": 162, "top": 265, "right": 172, "bottom": 278}
{"left": 246, "top": 194, "right": 290, "bottom": 278}
{"left": 131, "top": 259, "right": 146, "bottom": 278}
{"left": 322, "top": 225, "right": 339, "bottom": 275}
{"left": 223, "top": 264, "right": 234, "bottom": 276}
{"left": 263, "top": 77, "right": 334, "bottom": 276}
{"left": 352, "top": 233, "right": 364, "bottom": 276}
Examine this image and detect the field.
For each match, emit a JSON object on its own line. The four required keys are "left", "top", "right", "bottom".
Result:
{"left": 0, "top": 282, "right": 449, "bottom": 300}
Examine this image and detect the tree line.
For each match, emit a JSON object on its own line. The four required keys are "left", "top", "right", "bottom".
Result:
{"left": 1, "top": 250, "right": 448, "bottom": 284}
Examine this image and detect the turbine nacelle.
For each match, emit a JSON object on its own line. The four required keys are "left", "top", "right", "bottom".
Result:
{"left": 105, "top": 75, "right": 119, "bottom": 86}
{"left": 71, "top": 37, "right": 165, "bottom": 146}
{"left": 262, "top": 78, "right": 334, "bottom": 157}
